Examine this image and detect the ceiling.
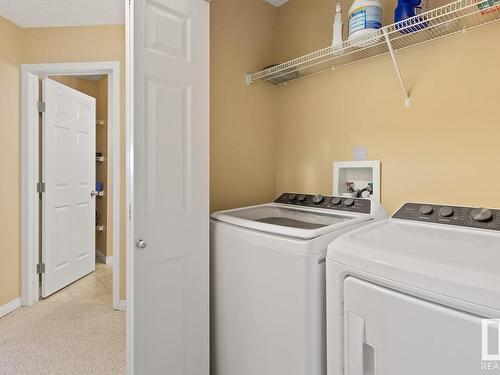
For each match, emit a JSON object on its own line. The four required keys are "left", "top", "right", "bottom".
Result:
{"left": 265, "top": 0, "right": 289, "bottom": 6}
{"left": 0, "top": 0, "right": 124, "bottom": 28}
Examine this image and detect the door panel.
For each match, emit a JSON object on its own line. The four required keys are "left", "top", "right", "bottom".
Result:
{"left": 145, "top": 0, "right": 191, "bottom": 61}
{"left": 134, "top": 0, "right": 210, "bottom": 374}
{"left": 145, "top": 77, "right": 191, "bottom": 217}
{"left": 343, "top": 277, "right": 485, "bottom": 375}
{"left": 42, "top": 78, "right": 96, "bottom": 297}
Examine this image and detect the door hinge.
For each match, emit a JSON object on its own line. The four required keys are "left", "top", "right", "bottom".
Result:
{"left": 36, "top": 182, "right": 45, "bottom": 193}
{"left": 37, "top": 263, "right": 45, "bottom": 274}
{"left": 37, "top": 101, "right": 46, "bottom": 113}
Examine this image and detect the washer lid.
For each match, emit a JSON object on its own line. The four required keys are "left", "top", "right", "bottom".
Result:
{"left": 327, "top": 219, "right": 500, "bottom": 315}
{"left": 211, "top": 203, "right": 374, "bottom": 239}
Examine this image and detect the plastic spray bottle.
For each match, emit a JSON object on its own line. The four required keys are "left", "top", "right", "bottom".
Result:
{"left": 332, "top": 3, "right": 343, "bottom": 50}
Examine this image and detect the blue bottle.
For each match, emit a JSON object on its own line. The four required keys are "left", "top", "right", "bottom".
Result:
{"left": 394, "top": 0, "right": 428, "bottom": 33}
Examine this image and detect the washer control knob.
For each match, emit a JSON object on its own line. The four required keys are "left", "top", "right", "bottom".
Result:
{"left": 288, "top": 194, "right": 297, "bottom": 201}
{"left": 439, "top": 207, "right": 454, "bottom": 218}
{"left": 343, "top": 198, "right": 355, "bottom": 207}
{"left": 471, "top": 208, "right": 493, "bottom": 222}
{"left": 312, "top": 195, "right": 324, "bottom": 204}
{"left": 419, "top": 205, "right": 433, "bottom": 215}
{"left": 296, "top": 194, "right": 307, "bottom": 202}
{"left": 331, "top": 197, "right": 342, "bottom": 205}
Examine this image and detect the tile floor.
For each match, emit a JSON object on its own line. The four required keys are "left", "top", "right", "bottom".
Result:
{"left": 46, "top": 262, "right": 113, "bottom": 305}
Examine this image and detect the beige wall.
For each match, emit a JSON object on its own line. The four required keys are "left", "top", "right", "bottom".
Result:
{"left": 0, "top": 21, "right": 126, "bottom": 306}
{"left": 210, "top": 0, "right": 278, "bottom": 212}
{"left": 210, "top": 0, "right": 500, "bottom": 214}
{"left": 275, "top": 0, "right": 500, "bottom": 213}
{"left": 0, "top": 16, "right": 22, "bottom": 307}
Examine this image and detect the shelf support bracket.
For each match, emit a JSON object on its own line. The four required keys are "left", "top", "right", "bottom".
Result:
{"left": 245, "top": 73, "right": 253, "bottom": 85}
{"left": 383, "top": 29, "right": 411, "bottom": 108}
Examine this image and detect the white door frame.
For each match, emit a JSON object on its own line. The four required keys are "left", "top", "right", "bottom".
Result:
{"left": 21, "top": 61, "right": 122, "bottom": 310}
{"left": 125, "top": 0, "right": 135, "bottom": 372}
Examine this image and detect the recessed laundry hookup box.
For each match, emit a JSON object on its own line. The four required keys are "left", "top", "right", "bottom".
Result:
{"left": 333, "top": 160, "right": 381, "bottom": 202}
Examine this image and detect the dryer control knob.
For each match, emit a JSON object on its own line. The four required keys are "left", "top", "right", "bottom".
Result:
{"left": 312, "top": 195, "right": 324, "bottom": 204}
{"left": 296, "top": 194, "right": 307, "bottom": 202}
{"left": 439, "top": 207, "right": 454, "bottom": 218}
{"left": 331, "top": 197, "right": 342, "bottom": 205}
{"left": 471, "top": 208, "right": 493, "bottom": 222}
{"left": 419, "top": 205, "right": 433, "bottom": 215}
{"left": 343, "top": 198, "right": 354, "bottom": 207}
{"left": 288, "top": 194, "right": 297, "bottom": 201}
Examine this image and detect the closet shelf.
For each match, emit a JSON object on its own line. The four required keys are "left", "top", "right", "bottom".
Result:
{"left": 245, "top": 0, "right": 500, "bottom": 105}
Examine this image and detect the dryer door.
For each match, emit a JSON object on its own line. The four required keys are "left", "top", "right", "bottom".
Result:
{"left": 343, "top": 277, "right": 490, "bottom": 375}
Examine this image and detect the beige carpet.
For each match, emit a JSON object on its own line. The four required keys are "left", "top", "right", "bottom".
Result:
{"left": 0, "top": 265, "right": 125, "bottom": 375}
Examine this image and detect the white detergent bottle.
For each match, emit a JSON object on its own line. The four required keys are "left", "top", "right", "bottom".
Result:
{"left": 348, "top": 0, "right": 382, "bottom": 47}
{"left": 332, "top": 2, "right": 343, "bottom": 50}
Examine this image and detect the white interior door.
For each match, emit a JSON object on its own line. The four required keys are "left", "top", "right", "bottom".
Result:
{"left": 133, "top": 0, "right": 210, "bottom": 374}
{"left": 42, "top": 78, "right": 96, "bottom": 298}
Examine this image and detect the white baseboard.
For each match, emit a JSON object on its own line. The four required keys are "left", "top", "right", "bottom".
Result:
{"left": 119, "top": 300, "right": 127, "bottom": 312}
{"left": 0, "top": 298, "right": 22, "bottom": 319}
{"left": 96, "top": 249, "right": 113, "bottom": 265}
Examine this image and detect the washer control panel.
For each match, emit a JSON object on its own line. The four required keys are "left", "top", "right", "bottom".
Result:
{"left": 274, "top": 193, "right": 371, "bottom": 214}
{"left": 393, "top": 202, "right": 500, "bottom": 231}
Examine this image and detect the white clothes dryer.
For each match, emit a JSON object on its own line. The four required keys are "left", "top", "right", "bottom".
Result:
{"left": 326, "top": 202, "right": 500, "bottom": 375}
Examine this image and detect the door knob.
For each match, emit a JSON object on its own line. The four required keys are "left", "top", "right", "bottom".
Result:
{"left": 90, "top": 190, "right": 97, "bottom": 197}
{"left": 136, "top": 239, "right": 148, "bottom": 249}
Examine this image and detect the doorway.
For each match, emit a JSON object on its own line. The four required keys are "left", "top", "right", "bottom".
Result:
{"left": 44, "top": 74, "right": 111, "bottom": 303}
{"left": 21, "top": 62, "right": 121, "bottom": 311}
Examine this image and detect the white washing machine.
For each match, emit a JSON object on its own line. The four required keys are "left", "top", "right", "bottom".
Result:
{"left": 326, "top": 202, "right": 500, "bottom": 375}
{"left": 210, "top": 193, "right": 386, "bottom": 375}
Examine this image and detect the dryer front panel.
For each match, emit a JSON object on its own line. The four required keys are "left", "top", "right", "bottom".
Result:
{"left": 343, "top": 277, "right": 487, "bottom": 375}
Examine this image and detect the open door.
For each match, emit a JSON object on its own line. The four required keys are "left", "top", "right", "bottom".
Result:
{"left": 133, "top": 0, "right": 210, "bottom": 373}
{"left": 41, "top": 78, "right": 96, "bottom": 298}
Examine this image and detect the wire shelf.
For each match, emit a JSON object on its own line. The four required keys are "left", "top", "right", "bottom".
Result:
{"left": 246, "top": 0, "right": 500, "bottom": 85}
